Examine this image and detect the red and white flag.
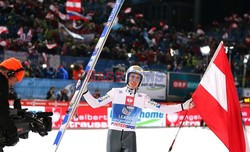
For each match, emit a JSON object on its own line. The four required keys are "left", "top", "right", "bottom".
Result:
{"left": 0, "top": 40, "right": 9, "bottom": 46}
{"left": 106, "top": 2, "right": 115, "bottom": 8}
{"left": 148, "top": 27, "right": 156, "bottom": 34}
{"left": 135, "top": 14, "right": 143, "bottom": 18}
{"left": 49, "top": 4, "right": 59, "bottom": 13}
{"left": 27, "top": 28, "right": 32, "bottom": 38}
{"left": 58, "top": 11, "right": 69, "bottom": 20}
{"left": 245, "top": 36, "right": 250, "bottom": 45}
{"left": 192, "top": 41, "right": 250, "bottom": 152}
{"left": 130, "top": 18, "right": 135, "bottom": 24}
{"left": 124, "top": 7, "right": 132, "bottom": 14}
{"left": 46, "top": 43, "right": 58, "bottom": 49}
{"left": 46, "top": 12, "right": 54, "bottom": 19}
{"left": 0, "top": 26, "right": 8, "bottom": 34}
{"left": 17, "top": 27, "right": 23, "bottom": 36}
{"left": 67, "top": 11, "right": 89, "bottom": 22}
{"left": 66, "top": 0, "right": 81, "bottom": 12}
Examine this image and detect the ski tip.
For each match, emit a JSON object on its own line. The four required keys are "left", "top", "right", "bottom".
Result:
{"left": 50, "top": 145, "right": 57, "bottom": 152}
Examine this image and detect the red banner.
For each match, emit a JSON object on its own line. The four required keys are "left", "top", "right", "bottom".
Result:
{"left": 45, "top": 106, "right": 108, "bottom": 129}
{"left": 241, "top": 107, "right": 250, "bottom": 126}
{"left": 13, "top": 100, "right": 250, "bottom": 129}
{"left": 166, "top": 108, "right": 203, "bottom": 127}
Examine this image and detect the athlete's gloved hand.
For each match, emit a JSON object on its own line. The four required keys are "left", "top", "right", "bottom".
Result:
{"left": 76, "top": 71, "right": 89, "bottom": 95}
{"left": 181, "top": 98, "right": 194, "bottom": 110}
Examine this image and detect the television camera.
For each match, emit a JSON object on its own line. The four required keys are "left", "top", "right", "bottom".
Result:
{"left": 0, "top": 98, "right": 53, "bottom": 148}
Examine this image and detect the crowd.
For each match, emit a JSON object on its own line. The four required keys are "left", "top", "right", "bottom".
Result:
{"left": 0, "top": 0, "right": 249, "bottom": 86}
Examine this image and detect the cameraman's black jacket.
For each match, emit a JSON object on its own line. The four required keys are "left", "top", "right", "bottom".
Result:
{"left": 0, "top": 73, "right": 17, "bottom": 137}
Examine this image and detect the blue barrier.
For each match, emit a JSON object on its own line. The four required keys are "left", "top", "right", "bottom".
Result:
{"left": 15, "top": 78, "right": 124, "bottom": 99}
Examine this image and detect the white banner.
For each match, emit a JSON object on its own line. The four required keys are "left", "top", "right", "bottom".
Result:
{"left": 140, "top": 71, "right": 167, "bottom": 100}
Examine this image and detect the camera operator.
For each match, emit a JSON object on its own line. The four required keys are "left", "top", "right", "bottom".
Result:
{"left": 0, "top": 57, "right": 25, "bottom": 151}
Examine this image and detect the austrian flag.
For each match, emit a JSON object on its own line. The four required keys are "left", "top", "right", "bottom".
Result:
{"left": 66, "top": 0, "right": 81, "bottom": 12}
{"left": 192, "top": 41, "right": 249, "bottom": 152}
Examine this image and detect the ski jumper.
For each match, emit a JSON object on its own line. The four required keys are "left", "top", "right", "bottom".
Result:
{"left": 83, "top": 86, "right": 183, "bottom": 152}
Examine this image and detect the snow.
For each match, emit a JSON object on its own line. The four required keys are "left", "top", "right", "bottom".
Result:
{"left": 4, "top": 127, "right": 250, "bottom": 152}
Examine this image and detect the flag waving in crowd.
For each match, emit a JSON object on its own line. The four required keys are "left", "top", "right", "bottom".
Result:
{"left": 192, "top": 41, "right": 249, "bottom": 152}
{"left": 66, "top": 0, "right": 82, "bottom": 20}
{"left": 65, "top": 0, "right": 89, "bottom": 21}
{"left": 66, "top": 0, "right": 81, "bottom": 12}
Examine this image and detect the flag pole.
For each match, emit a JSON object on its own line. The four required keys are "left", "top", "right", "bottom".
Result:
{"left": 168, "top": 108, "right": 189, "bottom": 152}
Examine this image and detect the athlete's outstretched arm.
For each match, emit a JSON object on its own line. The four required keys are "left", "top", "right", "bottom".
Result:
{"left": 83, "top": 89, "right": 114, "bottom": 108}
{"left": 143, "top": 95, "right": 192, "bottom": 114}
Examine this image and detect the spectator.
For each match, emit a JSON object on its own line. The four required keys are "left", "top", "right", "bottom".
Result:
{"left": 72, "top": 64, "right": 84, "bottom": 80}
{"left": 55, "top": 65, "right": 68, "bottom": 79}
{"left": 46, "top": 67, "right": 56, "bottom": 79}
{"left": 56, "top": 88, "right": 69, "bottom": 102}
{"left": 0, "top": 0, "right": 248, "bottom": 87}
{"left": 46, "top": 86, "right": 56, "bottom": 100}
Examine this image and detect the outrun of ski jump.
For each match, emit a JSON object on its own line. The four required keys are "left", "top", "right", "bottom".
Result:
{"left": 0, "top": 0, "right": 250, "bottom": 152}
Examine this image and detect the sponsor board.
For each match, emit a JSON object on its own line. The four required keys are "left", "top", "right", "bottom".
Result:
{"left": 15, "top": 100, "right": 250, "bottom": 128}
{"left": 166, "top": 108, "right": 203, "bottom": 127}
{"left": 108, "top": 108, "right": 166, "bottom": 127}
{"left": 241, "top": 107, "right": 250, "bottom": 125}
{"left": 140, "top": 71, "right": 167, "bottom": 100}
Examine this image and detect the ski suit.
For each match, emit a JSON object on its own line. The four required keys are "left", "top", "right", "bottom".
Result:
{"left": 83, "top": 86, "right": 183, "bottom": 152}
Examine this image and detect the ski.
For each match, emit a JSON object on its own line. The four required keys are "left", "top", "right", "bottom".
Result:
{"left": 51, "top": 0, "right": 125, "bottom": 151}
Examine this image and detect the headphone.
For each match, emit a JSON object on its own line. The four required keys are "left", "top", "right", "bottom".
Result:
{"left": 7, "top": 68, "right": 24, "bottom": 78}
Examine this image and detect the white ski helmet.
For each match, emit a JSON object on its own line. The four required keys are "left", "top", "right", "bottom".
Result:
{"left": 125, "top": 65, "right": 144, "bottom": 87}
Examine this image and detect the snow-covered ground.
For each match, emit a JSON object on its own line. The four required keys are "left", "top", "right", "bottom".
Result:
{"left": 4, "top": 127, "right": 250, "bottom": 152}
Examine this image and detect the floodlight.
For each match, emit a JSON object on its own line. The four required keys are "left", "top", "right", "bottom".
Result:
{"left": 200, "top": 46, "right": 210, "bottom": 55}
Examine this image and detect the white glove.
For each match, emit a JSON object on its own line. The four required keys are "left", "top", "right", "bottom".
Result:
{"left": 181, "top": 98, "right": 193, "bottom": 110}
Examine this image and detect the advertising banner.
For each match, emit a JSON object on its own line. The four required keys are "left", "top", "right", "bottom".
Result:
{"left": 136, "top": 108, "right": 166, "bottom": 127}
{"left": 107, "top": 108, "right": 166, "bottom": 127}
{"left": 167, "top": 72, "right": 201, "bottom": 101}
{"left": 166, "top": 108, "right": 203, "bottom": 127}
{"left": 21, "top": 100, "right": 109, "bottom": 129}
{"left": 16, "top": 100, "right": 250, "bottom": 129}
{"left": 140, "top": 71, "right": 167, "bottom": 100}
{"left": 46, "top": 106, "right": 108, "bottom": 129}
{"left": 241, "top": 107, "right": 250, "bottom": 126}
